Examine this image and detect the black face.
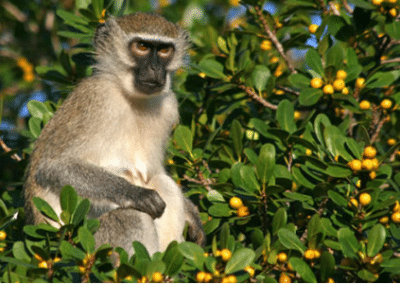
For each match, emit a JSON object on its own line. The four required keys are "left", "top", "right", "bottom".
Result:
{"left": 130, "top": 39, "right": 175, "bottom": 95}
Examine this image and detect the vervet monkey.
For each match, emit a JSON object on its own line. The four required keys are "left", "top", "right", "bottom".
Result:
{"left": 24, "top": 13, "right": 205, "bottom": 255}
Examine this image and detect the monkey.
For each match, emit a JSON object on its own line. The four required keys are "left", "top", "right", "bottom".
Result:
{"left": 24, "top": 12, "right": 206, "bottom": 255}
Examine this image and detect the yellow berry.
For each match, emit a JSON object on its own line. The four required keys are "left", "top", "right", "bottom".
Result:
{"left": 275, "top": 89, "right": 285, "bottom": 95}
{"left": 227, "top": 275, "right": 237, "bottom": 283}
{"left": 333, "top": 79, "right": 346, "bottom": 91}
{"left": 277, "top": 252, "right": 288, "bottom": 263}
{"left": 310, "top": 77, "right": 323, "bottom": 88}
{"left": 379, "top": 216, "right": 389, "bottom": 224}
{"left": 308, "top": 24, "right": 319, "bottom": 33}
{"left": 214, "top": 250, "right": 221, "bottom": 257}
{"left": 359, "top": 100, "right": 371, "bottom": 110}
{"left": 196, "top": 271, "right": 206, "bottom": 283}
{"left": 348, "top": 159, "right": 362, "bottom": 171}
{"left": 0, "top": 231, "right": 6, "bottom": 241}
{"left": 305, "top": 149, "right": 312, "bottom": 156}
{"left": 362, "top": 159, "right": 374, "bottom": 171}
{"left": 387, "top": 0, "right": 397, "bottom": 3}
{"left": 79, "top": 266, "right": 86, "bottom": 274}
{"left": 221, "top": 248, "right": 232, "bottom": 262}
{"left": 356, "top": 78, "right": 366, "bottom": 89}
{"left": 327, "top": 277, "right": 335, "bottom": 283}
{"left": 294, "top": 111, "right": 301, "bottom": 120}
{"left": 359, "top": 192, "right": 372, "bottom": 206}
{"left": 381, "top": 99, "right": 393, "bottom": 110}
{"left": 314, "top": 249, "right": 321, "bottom": 258}
{"left": 391, "top": 212, "right": 400, "bottom": 223}
{"left": 349, "top": 198, "right": 359, "bottom": 208}
{"left": 53, "top": 257, "right": 61, "bottom": 263}
{"left": 341, "top": 87, "right": 349, "bottom": 95}
{"left": 0, "top": 247, "right": 5, "bottom": 253}
{"left": 199, "top": 72, "right": 206, "bottom": 78}
{"left": 204, "top": 273, "right": 213, "bottom": 283}
{"left": 229, "top": 197, "right": 243, "bottom": 209}
{"left": 270, "top": 56, "right": 280, "bottom": 64}
{"left": 38, "top": 261, "right": 48, "bottom": 269}
{"left": 389, "top": 8, "right": 398, "bottom": 18}
{"left": 279, "top": 272, "right": 292, "bottom": 283}
{"left": 369, "top": 171, "right": 377, "bottom": 180}
{"left": 356, "top": 179, "right": 362, "bottom": 188}
{"left": 138, "top": 276, "right": 148, "bottom": 283}
{"left": 387, "top": 138, "right": 396, "bottom": 146}
{"left": 244, "top": 266, "right": 255, "bottom": 277}
{"left": 274, "top": 67, "right": 283, "bottom": 77}
{"left": 323, "top": 84, "right": 334, "bottom": 95}
{"left": 336, "top": 70, "right": 347, "bottom": 80}
{"left": 152, "top": 272, "right": 164, "bottom": 283}
{"left": 304, "top": 249, "right": 315, "bottom": 260}
{"left": 363, "top": 146, "right": 377, "bottom": 159}
{"left": 237, "top": 206, "right": 250, "bottom": 217}
{"left": 261, "top": 40, "right": 272, "bottom": 51}
{"left": 125, "top": 275, "right": 133, "bottom": 281}
{"left": 372, "top": 0, "right": 384, "bottom": 4}
{"left": 393, "top": 201, "right": 400, "bottom": 212}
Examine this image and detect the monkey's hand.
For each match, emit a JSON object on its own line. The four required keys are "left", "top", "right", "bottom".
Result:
{"left": 184, "top": 198, "right": 206, "bottom": 247}
{"left": 123, "top": 188, "right": 166, "bottom": 219}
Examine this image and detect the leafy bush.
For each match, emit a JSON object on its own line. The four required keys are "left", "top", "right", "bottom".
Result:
{"left": 1, "top": 0, "right": 400, "bottom": 282}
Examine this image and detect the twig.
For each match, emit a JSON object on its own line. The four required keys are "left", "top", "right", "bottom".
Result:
{"left": 254, "top": 6, "right": 297, "bottom": 74}
{"left": 0, "top": 137, "right": 22, "bottom": 162}
{"left": 2, "top": 1, "right": 27, "bottom": 22}
{"left": 342, "top": 0, "right": 353, "bottom": 14}
{"left": 318, "top": 0, "right": 328, "bottom": 14}
{"left": 238, "top": 85, "right": 278, "bottom": 110}
{"left": 381, "top": 58, "right": 400, "bottom": 64}
{"left": 329, "top": 2, "right": 340, "bottom": 16}
{"left": 276, "top": 85, "right": 300, "bottom": 96}
{"left": 371, "top": 115, "right": 390, "bottom": 143}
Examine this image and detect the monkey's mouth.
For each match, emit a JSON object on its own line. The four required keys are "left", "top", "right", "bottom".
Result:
{"left": 137, "top": 80, "right": 164, "bottom": 94}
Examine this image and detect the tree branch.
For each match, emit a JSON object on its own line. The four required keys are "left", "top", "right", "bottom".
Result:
{"left": 254, "top": 6, "right": 297, "bottom": 74}
{"left": 238, "top": 85, "right": 278, "bottom": 110}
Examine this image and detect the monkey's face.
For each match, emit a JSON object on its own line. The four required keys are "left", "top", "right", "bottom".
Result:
{"left": 130, "top": 39, "right": 175, "bottom": 95}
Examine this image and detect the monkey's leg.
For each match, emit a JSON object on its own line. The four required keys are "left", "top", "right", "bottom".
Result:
{"left": 148, "top": 174, "right": 186, "bottom": 251}
{"left": 95, "top": 208, "right": 159, "bottom": 256}
{"left": 35, "top": 158, "right": 165, "bottom": 218}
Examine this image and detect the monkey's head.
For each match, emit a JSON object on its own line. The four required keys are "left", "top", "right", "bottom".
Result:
{"left": 93, "top": 13, "right": 189, "bottom": 97}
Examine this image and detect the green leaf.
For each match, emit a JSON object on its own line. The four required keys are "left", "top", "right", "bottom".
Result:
{"left": 60, "top": 240, "right": 86, "bottom": 260}
{"left": 72, "top": 198, "right": 90, "bottom": 225}
{"left": 240, "top": 165, "right": 260, "bottom": 192}
{"left": 325, "top": 164, "right": 352, "bottom": 178}
{"left": 230, "top": 162, "right": 244, "bottom": 188}
{"left": 217, "top": 36, "right": 229, "bottom": 53}
{"left": 289, "top": 257, "right": 317, "bottom": 283}
{"left": 178, "top": 242, "right": 205, "bottom": 270}
{"left": 78, "top": 227, "right": 95, "bottom": 253}
{"left": 252, "top": 65, "right": 271, "bottom": 92}
{"left": 27, "top": 100, "right": 48, "bottom": 120}
{"left": 162, "top": 242, "right": 184, "bottom": 276}
{"left": 366, "top": 71, "right": 396, "bottom": 88}
{"left": 174, "top": 125, "right": 193, "bottom": 154}
{"left": 225, "top": 248, "right": 255, "bottom": 274}
{"left": 29, "top": 117, "right": 42, "bottom": 138}
{"left": 288, "top": 73, "right": 310, "bottom": 89}
{"left": 231, "top": 120, "right": 243, "bottom": 158}
{"left": 326, "top": 44, "right": 344, "bottom": 69}
{"left": 367, "top": 224, "right": 386, "bottom": 257}
{"left": 272, "top": 208, "right": 287, "bottom": 235}
{"left": 256, "top": 143, "right": 276, "bottom": 185}
{"left": 299, "top": 88, "right": 323, "bottom": 106}
{"left": 305, "top": 48, "right": 324, "bottom": 77}
{"left": 132, "top": 241, "right": 151, "bottom": 260}
{"left": 60, "top": 185, "right": 78, "bottom": 216}
{"left": 56, "top": 9, "right": 89, "bottom": 25}
{"left": 207, "top": 190, "right": 225, "bottom": 202}
{"left": 320, "top": 251, "right": 335, "bottom": 282}
{"left": 12, "top": 241, "right": 30, "bottom": 262}
{"left": 208, "top": 203, "right": 231, "bottom": 217}
{"left": 276, "top": 100, "right": 296, "bottom": 133}
{"left": 385, "top": 20, "right": 400, "bottom": 40}
{"left": 197, "top": 58, "right": 226, "bottom": 79}
{"left": 338, "top": 228, "right": 360, "bottom": 258}
{"left": 278, "top": 228, "right": 307, "bottom": 254}
{"left": 220, "top": 222, "right": 230, "bottom": 249}
{"left": 33, "top": 197, "right": 59, "bottom": 223}
{"left": 357, "top": 269, "right": 379, "bottom": 282}
{"left": 307, "top": 214, "right": 321, "bottom": 240}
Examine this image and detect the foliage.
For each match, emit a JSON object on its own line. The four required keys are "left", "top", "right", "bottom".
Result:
{"left": 1, "top": 0, "right": 400, "bottom": 282}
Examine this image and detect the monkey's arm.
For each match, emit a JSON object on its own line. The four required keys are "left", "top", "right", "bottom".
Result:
{"left": 35, "top": 159, "right": 165, "bottom": 219}
{"left": 184, "top": 198, "right": 206, "bottom": 247}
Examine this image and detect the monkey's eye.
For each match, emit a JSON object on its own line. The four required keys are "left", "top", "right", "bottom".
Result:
{"left": 158, "top": 46, "right": 173, "bottom": 57}
{"left": 132, "top": 41, "right": 151, "bottom": 56}
{"left": 137, "top": 42, "right": 149, "bottom": 51}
